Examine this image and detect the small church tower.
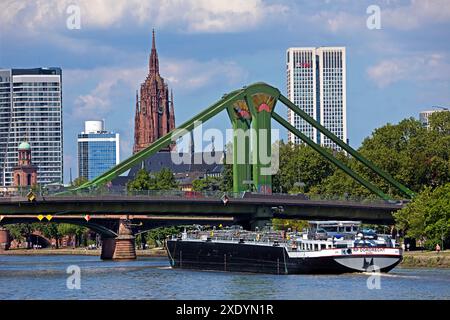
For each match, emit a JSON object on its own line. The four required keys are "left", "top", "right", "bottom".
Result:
{"left": 13, "top": 142, "right": 37, "bottom": 187}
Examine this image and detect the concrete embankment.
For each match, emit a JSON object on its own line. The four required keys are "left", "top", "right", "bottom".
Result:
{"left": 0, "top": 247, "right": 167, "bottom": 257}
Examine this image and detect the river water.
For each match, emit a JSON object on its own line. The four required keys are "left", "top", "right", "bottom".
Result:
{"left": 0, "top": 255, "right": 448, "bottom": 300}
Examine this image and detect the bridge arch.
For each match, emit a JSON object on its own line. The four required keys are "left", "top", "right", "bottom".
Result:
{"left": 0, "top": 219, "right": 117, "bottom": 239}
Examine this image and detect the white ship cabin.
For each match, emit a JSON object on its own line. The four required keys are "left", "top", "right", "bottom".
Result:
{"left": 291, "top": 221, "right": 396, "bottom": 251}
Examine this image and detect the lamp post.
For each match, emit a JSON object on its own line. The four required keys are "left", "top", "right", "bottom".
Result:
{"left": 432, "top": 106, "right": 449, "bottom": 111}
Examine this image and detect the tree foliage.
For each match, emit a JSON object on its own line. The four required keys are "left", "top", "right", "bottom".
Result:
{"left": 127, "top": 168, "right": 178, "bottom": 191}
{"left": 192, "top": 176, "right": 222, "bottom": 192}
{"left": 72, "top": 176, "right": 88, "bottom": 187}
{"left": 310, "top": 112, "right": 450, "bottom": 198}
{"left": 5, "top": 222, "right": 88, "bottom": 249}
{"left": 272, "top": 218, "right": 309, "bottom": 232}
{"left": 145, "top": 226, "right": 182, "bottom": 247}
{"left": 394, "top": 183, "right": 450, "bottom": 249}
{"left": 272, "top": 141, "right": 337, "bottom": 194}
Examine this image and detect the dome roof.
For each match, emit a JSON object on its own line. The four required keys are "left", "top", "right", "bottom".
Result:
{"left": 18, "top": 142, "right": 31, "bottom": 150}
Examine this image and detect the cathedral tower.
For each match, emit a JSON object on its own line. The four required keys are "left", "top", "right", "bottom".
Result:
{"left": 133, "top": 30, "right": 175, "bottom": 154}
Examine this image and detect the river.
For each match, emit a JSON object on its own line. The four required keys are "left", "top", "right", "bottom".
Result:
{"left": 0, "top": 255, "right": 448, "bottom": 300}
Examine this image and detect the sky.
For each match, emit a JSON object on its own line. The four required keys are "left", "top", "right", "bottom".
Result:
{"left": 0, "top": 0, "right": 449, "bottom": 183}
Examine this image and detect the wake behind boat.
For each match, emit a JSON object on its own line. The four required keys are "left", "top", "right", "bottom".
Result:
{"left": 166, "top": 221, "right": 402, "bottom": 275}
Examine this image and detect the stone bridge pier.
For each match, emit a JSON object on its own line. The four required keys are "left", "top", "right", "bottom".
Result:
{"left": 0, "top": 227, "right": 11, "bottom": 251}
{"left": 101, "top": 218, "right": 137, "bottom": 261}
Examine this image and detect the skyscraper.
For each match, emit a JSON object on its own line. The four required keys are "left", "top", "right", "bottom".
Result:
{"left": 0, "top": 68, "right": 63, "bottom": 186}
{"left": 77, "top": 120, "right": 120, "bottom": 181}
{"left": 286, "top": 47, "right": 347, "bottom": 149}
{"left": 133, "top": 30, "right": 175, "bottom": 154}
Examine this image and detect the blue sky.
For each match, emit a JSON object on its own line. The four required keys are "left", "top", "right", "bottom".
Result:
{"left": 1, "top": 0, "right": 450, "bottom": 183}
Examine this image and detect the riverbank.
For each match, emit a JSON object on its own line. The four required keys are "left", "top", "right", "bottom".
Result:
{"left": 1, "top": 248, "right": 449, "bottom": 268}
{"left": 0, "top": 247, "right": 167, "bottom": 257}
{"left": 401, "top": 250, "right": 450, "bottom": 268}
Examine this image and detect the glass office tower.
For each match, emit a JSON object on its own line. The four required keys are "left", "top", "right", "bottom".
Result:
{"left": 77, "top": 120, "right": 120, "bottom": 181}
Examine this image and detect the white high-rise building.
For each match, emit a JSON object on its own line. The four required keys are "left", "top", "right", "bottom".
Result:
{"left": 419, "top": 109, "right": 449, "bottom": 128}
{"left": 286, "top": 47, "right": 347, "bottom": 149}
{"left": 0, "top": 68, "right": 63, "bottom": 186}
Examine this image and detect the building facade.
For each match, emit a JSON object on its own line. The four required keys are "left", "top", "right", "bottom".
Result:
{"left": 419, "top": 109, "right": 449, "bottom": 128}
{"left": 78, "top": 120, "right": 120, "bottom": 181}
{"left": 286, "top": 47, "right": 347, "bottom": 149}
{"left": 134, "top": 30, "right": 175, "bottom": 154}
{"left": 0, "top": 68, "right": 63, "bottom": 186}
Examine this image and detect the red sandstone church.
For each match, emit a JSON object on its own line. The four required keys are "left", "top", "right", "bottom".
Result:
{"left": 133, "top": 30, "right": 175, "bottom": 154}
{"left": 13, "top": 141, "right": 37, "bottom": 187}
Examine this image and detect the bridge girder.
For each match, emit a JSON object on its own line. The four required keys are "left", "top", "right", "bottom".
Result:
{"left": 65, "top": 82, "right": 414, "bottom": 202}
{"left": 0, "top": 196, "right": 401, "bottom": 224}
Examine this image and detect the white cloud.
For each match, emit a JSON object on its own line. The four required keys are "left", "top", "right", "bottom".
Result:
{"left": 308, "top": 10, "right": 364, "bottom": 33}
{"left": 65, "top": 57, "right": 247, "bottom": 119}
{"left": 383, "top": 0, "right": 450, "bottom": 30}
{"left": 301, "top": 0, "right": 450, "bottom": 34}
{"left": 163, "top": 59, "right": 248, "bottom": 92}
{"left": 367, "top": 53, "right": 450, "bottom": 87}
{"left": 66, "top": 67, "right": 147, "bottom": 119}
{"left": 0, "top": 0, "right": 288, "bottom": 33}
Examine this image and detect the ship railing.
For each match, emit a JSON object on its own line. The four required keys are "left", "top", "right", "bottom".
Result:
{"left": 181, "top": 231, "right": 290, "bottom": 245}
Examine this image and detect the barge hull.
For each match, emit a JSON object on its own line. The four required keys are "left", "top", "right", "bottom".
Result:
{"left": 166, "top": 240, "right": 402, "bottom": 275}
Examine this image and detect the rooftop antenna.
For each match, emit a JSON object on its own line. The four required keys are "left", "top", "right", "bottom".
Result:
{"left": 432, "top": 105, "right": 449, "bottom": 111}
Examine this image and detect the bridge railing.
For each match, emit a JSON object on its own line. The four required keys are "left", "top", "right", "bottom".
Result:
{"left": 38, "top": 186, "right": 245, "bottom": 200}
{"left": 3, "top": 186, "right": 404, "bottom": 205}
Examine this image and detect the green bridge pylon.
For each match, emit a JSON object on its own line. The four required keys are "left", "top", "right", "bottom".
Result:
{"left": 73, "top": 82, "right": 415, "bottom": 201}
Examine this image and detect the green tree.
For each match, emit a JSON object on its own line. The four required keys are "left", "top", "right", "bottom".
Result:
{"left": 192, "top": 176, "right": 221, "bottom": 192}
{"left": 155, "top": 168, "right": 178, "bottom": 190}
{"left": 394, "top": 183, "right": 450, "bottom": 249}
{"left": 127, "top": 169, "right": 155, "bottom": 191}
{"left": 272, "top": 218, "right": 309, "bottom": 232}
{"left": 220, "top": 163, "right": 233, "bottom": 192}
{"left": 37, "top": 223, "right": 63, "bottom": 249}
{"left": 72, "top": 176, "right": 88, "bottom": 187}
{"left": 57, "top": 224, "right": 87, "bottom": 247}
{"left": 145, "top": 226, "right": 182, "bottom": 247}
{"left": 5, "top": 223, "right": 40, "bottom": 249}
{"left": 272, "top": 141, "right": 336, "bottom": 194}
{"left": 127, "top": 168, "right": 178, "bottom": 192}
{"left": 220, "top": 143, "right": 234, "bottom": 192}
{"left": 313, "top": 113, "right": 450, "bottom": 199}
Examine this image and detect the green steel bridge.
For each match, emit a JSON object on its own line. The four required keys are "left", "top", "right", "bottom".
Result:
{"left": 0, "top": 82, "right": 414, "bottom": 259}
